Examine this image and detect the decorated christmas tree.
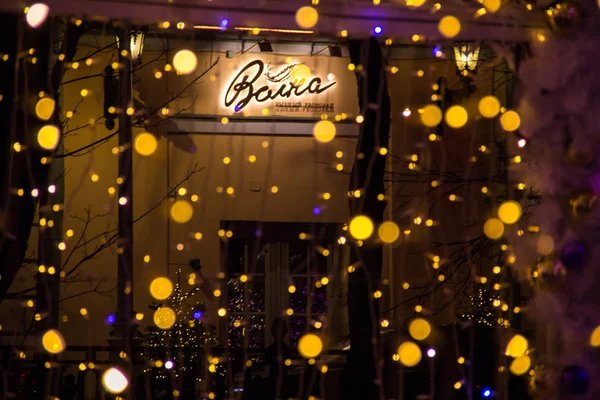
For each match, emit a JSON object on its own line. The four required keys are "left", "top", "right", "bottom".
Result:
{"left": 146, "top": 261, "right": 217, "bottom": 382}
{"left": 460, "top": 284, "right": 498, "bottom": 328}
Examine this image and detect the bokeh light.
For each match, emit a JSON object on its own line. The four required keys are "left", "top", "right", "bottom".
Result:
{"left": 509, "top": 355, "right": 531, "bottom": 375}
{"left": 483, "top": 218, "right": 504, "bottom": 240}
{"left": 349, "top": 215, "right": 374, "bottom": 240}
{"left": 298, "top": 333, "right": 323, "bottom": 358}
{"left": 590, "top": 326, "right": 600, "bottom": 347}
{"left": 173, "top": 50, "right": 198, "bottom": 75}
{"left": 42, "top": 329, "right": 66, "bottom": 354}
{"left": 483, "top": 0, "right": 501, "bottom": 13}
{"left": 409, "top": 318, "right": 431, "bottom": 341}
{"left": 500, "top": 110, "right": 521, "bottom": 131}
{"left": 498, "top": 201, "right": 522, "bottom": 224}
{"left": 35, "top": 98, "right": 55, "bottom": 120}
{"left": 378, "top": 221, "right": 400, "bottom": 244}
{"left": 291, "top": 64, "right": 311, "bottom": 82}
{"left": 478, "top": 96, "right": 501, "bottom": 118}
{"left": 313, "top": 120, "right": 336, "bottom": 143}
{"left": 134, "top": 133, "right": 158, "bottom": 156}
{"left": 505, "top": 334, "right": 528, "bottom": 358}
{"left": 26, "top": 3, "right": 49, "bottom": 28}
{"left": 295, "top": 6, "right": 319, "bottom": 28}
{"left": 438, "top": 15, "right": 461, "bottom": 38}
{"left": 397, "top": 342, "right": 422, "bottom": 367}
{"left": 37, "top": 125, "right": 60, "bottom": 150}
{"left": 445, "top": 105, "right": 468, "bottom": 128}
{"left": 170, "top": 200, "right": 193, "bottom": 223}
{"left": 420, "top": 104, "right": 442, "bottom": 127}
{"left": 154, "top": 307, "right": 176, "bottom": 329}
{"left": 102, "top": 367, "right": 128, "bottom": 394}
{"left": 150, "top": 277, "right": 173, "bottom": 300}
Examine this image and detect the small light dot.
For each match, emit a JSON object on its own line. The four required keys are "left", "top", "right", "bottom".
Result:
{"left": 223, "top": 157, "right": 231, "bottom": 164}
{"left": 248, "top": 155, "right": 256, "bottom": 163}
{"left": 118, "top": 197, "right": 128, "bottom": 205}
{"left": 271, "top": 186, "right": 279, "bottom": 194}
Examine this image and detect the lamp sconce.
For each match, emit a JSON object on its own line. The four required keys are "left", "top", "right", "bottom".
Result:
{"left": 453, "top": 42, "right": 481, "bottom": 76}
{"left": 116, "top": 30, "right": 146, "bottom": 65}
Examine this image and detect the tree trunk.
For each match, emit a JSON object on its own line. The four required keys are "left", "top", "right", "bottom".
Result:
{"left": 345, "top": 39, "right": 391, "bottom": 400}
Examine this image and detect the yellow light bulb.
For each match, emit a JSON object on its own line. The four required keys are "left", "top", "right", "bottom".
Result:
{"left": 445, "top": 105, "right": 468, "bottom": 128}
{"left": 420, "top": 104, "right": 442, "bottom": 127}
{"left": 173, "top": 49, "right": 198, "bottom": 75}
{"left": 506, "top": 334, "right": 528, "bottom": 358}
{"left": 500, "top": 110, "right": 521, "bottom": 131}
{"left": 102, "top": 367, "right": 129, "bottom": 394}
{"left": 397, "top": 342, "right": 422, "bottom": 367}
{"left": 313, "top": 120, "right": 336, "bottom": 143}
{"left": 42, "top": 329, "right": 66, "bottom": 354}
{"left": 37, "top": 125, "right": 60, "bottom": 150}
{"left": 170, "top": 199, "right": 193, "bottom": 223}
{"left": 153, "top": 307, "right": 176, "bottom": 329}
{"left": 134, "top": 132, "right": 158, "bottom": 156}
{"left": 378, "top": 221, "right": 400, "bottom": 244}
{"left": 298, "top": 333, "right": 323, "bottom": 358}
{"left": 483, "top": 218, "right": 504, "bottom": 240}
{"left": 295, "top": 6, "right": 319, "bottom": 29}
{"left": 349, "top": 215, "right": 374, "bottom": 240}
{"left": 438, "top": 15, "right": 461, "bottom": 38}
{"left": 498, "top": 200, "right": 522, "bottom": 224}
{"left": 150, "top": 277, "right": 174, "bottom": 300}
{"left": 409, "top": 318, "right": 431, "bottom": 341}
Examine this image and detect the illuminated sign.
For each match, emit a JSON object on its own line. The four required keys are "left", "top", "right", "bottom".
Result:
{"left": 224, "top": 60, "right": 336, "bottom": 112}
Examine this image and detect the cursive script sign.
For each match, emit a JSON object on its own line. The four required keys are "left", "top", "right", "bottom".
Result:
{"left": 224, "top": 60, "right": 336, "bottom": 112}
